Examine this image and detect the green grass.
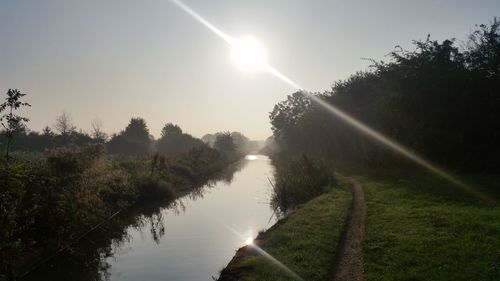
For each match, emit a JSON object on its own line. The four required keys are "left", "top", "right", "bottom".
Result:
{"left": 360, "top": 173, "right": 500, "bottom": 281}
{"left": 220, "top": 181, "right": 352, "bottom": 281}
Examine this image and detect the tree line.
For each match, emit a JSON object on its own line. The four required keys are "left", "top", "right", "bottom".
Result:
{"left": 0, "top": 109, "right": 257, "bottom": 158}
{"left": 269, "top": 18, "right": 500, "bottom": 172}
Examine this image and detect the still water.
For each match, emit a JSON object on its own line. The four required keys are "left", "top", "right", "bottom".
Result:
{"left": 23, "top": 155, "right": 276, "bottom": 281}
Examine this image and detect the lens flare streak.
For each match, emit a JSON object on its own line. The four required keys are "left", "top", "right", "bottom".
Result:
{"left": 304, "top": 94, "right": 488, "bottom": 201}
{"left": 250, "top": 244, "right": 305, "bottom": 281}
{"left": 170, "top": 0, "right": 235, "bottom": 44}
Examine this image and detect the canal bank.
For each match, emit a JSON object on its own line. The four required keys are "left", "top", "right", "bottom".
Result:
{"left": 21, "top": 155, "right": 277, "bottom": 281}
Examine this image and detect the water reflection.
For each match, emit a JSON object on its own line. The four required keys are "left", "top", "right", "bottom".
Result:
{"left": 22, "top": 155, "right": 273, "bottom": 281}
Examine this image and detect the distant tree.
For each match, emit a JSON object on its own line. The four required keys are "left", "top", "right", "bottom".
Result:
{"left": 123, "top": 118, "right": 150, "bottom": 143}
{"left": 230, "top": 132, "right": 258, "bottom": 153}
{"left": 260, "top": 135, "right": 278, "bottom": 155}
{"left": 51, "top": 111, "right": 94, "bottom": 147}
{"left": 42, "top": 126, "right": 53, "bottom": 137}
{"left": 54, "top": 111, "right": 76, "bottom": 136}
{"left": 214, "top": 132, "right": 236, "bottom": 153}
{"left": 157, "top": 123, "right": 204, "bottom": 156}
{"left": 107, "top": 117, "right": 151, "bottom": 156}
{"left": 161, "top": 123, "right": 183, "bottom": 137}
{"left": 202, "top": 132, "right": 256, "bottom": 153}
{"left": 90, "top": 118, "right": 107, "bottom": 143}
{"left": 201, "top": 134, "right": 216, "bottom": 147}
{"left": 0, "top": 89, "right": 31, "bottom": 158}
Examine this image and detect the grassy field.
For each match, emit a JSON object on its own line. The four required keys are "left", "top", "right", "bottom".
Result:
{"left": 218, "top": 180, "right": 352, "bottom": 281}
{"left": 359, "top": 172, "right": 500, "bottom": 281}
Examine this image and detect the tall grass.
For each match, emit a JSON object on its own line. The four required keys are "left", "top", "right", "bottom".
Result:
{"left": 271, "top": 155, "right": 337, "bottom": 213}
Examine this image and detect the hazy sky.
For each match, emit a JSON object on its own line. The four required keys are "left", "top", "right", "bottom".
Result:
{"left": 1, "top": 0, "right": 498, "bottom": 140}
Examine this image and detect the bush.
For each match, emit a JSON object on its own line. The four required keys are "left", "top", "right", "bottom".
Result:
{"left": 136, "top": 177, "right": 174, "bottom": 200}
{"left": 271, "top": 155, "right": 337, "bottom": 213}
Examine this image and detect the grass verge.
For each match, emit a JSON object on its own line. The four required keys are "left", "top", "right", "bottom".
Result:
{"left": 359, "top": 173, "right": 500, "bottom": 281}
{"left": 218, "top": 180, "right": 352, "bottom": 281}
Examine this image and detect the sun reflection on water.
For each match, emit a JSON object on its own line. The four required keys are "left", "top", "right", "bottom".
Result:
{"left": 245, "top": 155, "right": 258, "bottom": 160}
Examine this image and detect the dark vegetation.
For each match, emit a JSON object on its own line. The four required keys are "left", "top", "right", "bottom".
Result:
{"left": 269, "top": 19, "right": 500, "bottom": 172}
{"left": 271, "top": 155, "right": 337, "bottom": 214}
{"left": 0, "top": 90, "right": 256, "bottom": 279}
{"left": 203, "top": 131, "right": 262, "bottom": 154}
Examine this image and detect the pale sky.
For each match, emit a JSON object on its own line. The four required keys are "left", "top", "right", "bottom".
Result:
{"left": 1, "top": 0, "right": 498, "bottom": 140}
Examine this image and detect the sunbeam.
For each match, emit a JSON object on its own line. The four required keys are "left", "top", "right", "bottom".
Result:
{"left": 169, "top": 1, "right": 490, "bottom": 202}
{"left": 250, "top": 244, "right": 305, "bottom": 281}
{"left": 170, "top": 0, "right": 234, "bottom": 44}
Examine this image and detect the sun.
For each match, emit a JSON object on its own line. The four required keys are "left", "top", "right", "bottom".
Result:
{"left": 230, "top": 36, "right": 268, "bottom": 71}
{"left": 245, "top": 236, "right": 254, "bottom": 245}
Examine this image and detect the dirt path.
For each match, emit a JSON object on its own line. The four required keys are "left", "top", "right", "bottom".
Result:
{"left": 331, "top": 177, "right": 366, "bottom": 281}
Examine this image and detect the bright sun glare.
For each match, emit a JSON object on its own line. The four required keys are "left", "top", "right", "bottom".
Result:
{"left": 245, "top": 237, "right": 254, "bottom": 245}
{"left": 230, "top": 36, "right": 268, "bottom": 71}
{"left": 245, "top": 155, "right": 258, "bottom": 160}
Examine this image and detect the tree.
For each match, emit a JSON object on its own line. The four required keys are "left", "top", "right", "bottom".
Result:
{"left": 90, "top": 118, "right": 107, "bottom": 143}
{"left": 157, "top": 123, "right": 204, "bottom": 156}
{"left": 201, "top": 134, "right": 216, "bottom": 147}
{"left": 269, "top": 91, "right": 312, "bottom": 142}
{"left": 161, "top": 123, "right": 182, "bottom": 138}
{"left": 107, "top": 117, "right": 151, "bottom": 156}
{"left": 214, "top": 132, "right": 236, "bottom": 153}
{"left": 0, "top": 89, "right": 31, "bottom": 158}
{"left": 42, "top": 126, "right": 53, "bottom": 136}
{"left": 54, "top": 111, "right": 76, "bottom": 136}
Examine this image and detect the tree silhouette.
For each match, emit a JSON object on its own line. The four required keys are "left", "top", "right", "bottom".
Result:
{"left": 54, "top": 111, "right": 76, "bottom": 136}
{"left": 214, "top": 132, "right": 236, "bottom": 153}
{"left": 90, "top": 118, "right": 107, "bottom": 143}
{"left": 270, "top": 19, "right": 500, "bottom": 171}
{"left": 161, "top": 123, "right": 183, "bottom": 137}
{"left": 0, "top": 89, "right": 30, "bottom": 158}
{"left": 157, "top": 123, "right": 204, "bottom": 156}
{"left": 107, "top": 117, "right": 151, "bottom": 156}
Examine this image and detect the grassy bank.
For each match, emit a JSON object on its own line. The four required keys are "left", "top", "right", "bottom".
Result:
{"left": 218, "top": 180, "right": 352, "bottom": 281}
{"left": 359, "top": 173, "right": 500, "bottom": 281}
{"left": 219, "top": 162, "right": 500, "bottom": 281}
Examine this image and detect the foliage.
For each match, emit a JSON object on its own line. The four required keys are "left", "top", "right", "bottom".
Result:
{"left": 156, "top": 123, "right": 205, "bottom": 156}
{"left": 0, "top": 89, "right": 31, "bottom": 158}
{"left": 271, "top": 155, "right": 337, "bottom": 213}
{"left": 107, "top": 117, "right": 151, "bottom": 156}
{"left": 53, "top": 111, "right": 76, "bottom": 136}
{"left": 204, "top": 131, "right": 260, "bottom": 155}
{"left": 230, "top": 132, "right": 259, "bottom": 154}
{"left": 214, "top": 131, "right": 237, "bottom": 153}
{"left": 90, "top": 118, "right": 107, "bottom": 143}
{"left": 270, "top": 19, "right": 500, "bottom": 171}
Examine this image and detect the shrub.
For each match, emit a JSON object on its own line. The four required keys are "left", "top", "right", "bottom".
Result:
{"left": 136, "top": 177, "right": 174, "bottom": 200}
{"left": 271, "top": 155, "right": 337, "bottom": 213}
